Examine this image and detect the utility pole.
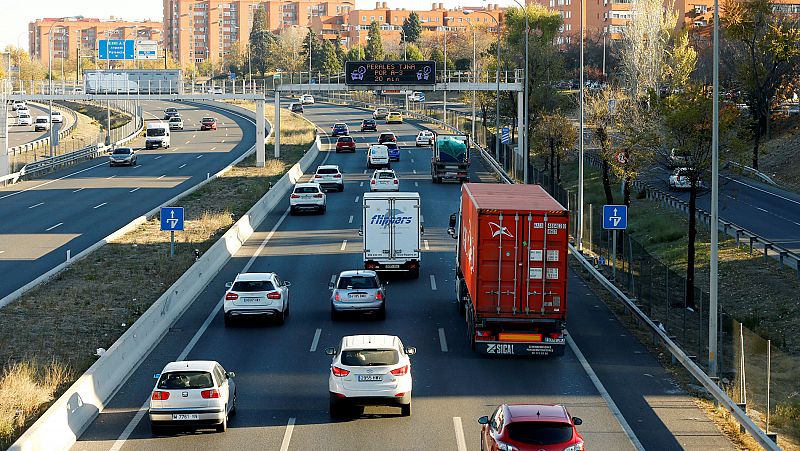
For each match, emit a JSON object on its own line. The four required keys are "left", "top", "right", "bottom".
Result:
{"left": 709, "top": 0, "right": 720, "bottom": 378}
{"left": 577, "top": 0, "right": 586, "bottom": 250}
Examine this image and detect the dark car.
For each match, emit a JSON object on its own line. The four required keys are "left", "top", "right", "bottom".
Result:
{"left": 290, "top": 102, "right": 304, "bottom": 113}
{"left": 200, "top": 117, "right": 217, "bottom": 130}
{"left": 331, "top": 123, "right": 349, "bottom": 137}
{"left": 163, "top": 108, "right": 179, "bottom": 120}
{"left": 385, "top": 142, "right": 400, "bottom": 161}
{"left": 360, "top": 119, "right": 377, "bottom": 132}
{"left": 479, "top": 404, "right": 584, "bottom": 451}
{"left": 336, "top": 136, "right": 356, "bottom": 153}
{"left": 378, "top": 132, "right": 397, "bottom": 144}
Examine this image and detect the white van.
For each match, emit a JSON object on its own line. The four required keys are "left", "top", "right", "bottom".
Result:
{"left": 34, "top": 116, "right": 50, "bottom": 131}
{"left": 145, "top": 123, "right": 171, "bottom": 149}
{"left": 367, "top": 145, "right": 390, "bottom": 169}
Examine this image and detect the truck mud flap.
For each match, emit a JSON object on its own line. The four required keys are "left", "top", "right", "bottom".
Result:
{"left": 477, "top": 341, "right": 565, "bottom": 357}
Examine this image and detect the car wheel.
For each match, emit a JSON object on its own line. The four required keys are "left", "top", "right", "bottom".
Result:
{"left": 289, "top": 206, "right": 297, "bottom": 215}
{"left": 276, "top": 308, "right": 285, "bottom": 325}
{"left": 215, "top": 410, "right": 228, "bottom": 432}
{"left": 230, "top": 391, "right": 237, "bottom": 416}
{"left": 410, "top": 267, "right": 420, "bottom": 279}
{"left": 377, "top": 304, "right": 386, "bottom": 321}
{"left": 150, "top": 423, "right": 163, "bottom": 436}
{"left": 331, "top": 308, "right": 339, "bottom": 321}
{"left": 401, "top": 402, "right": 411, "bottom": 417}
{"left": 329, "top": 394, "right": 344, "bottom": 418}
{"left": 339, "top": 184, "right": 344, "bottom": 192}
{"left": 320, "top": 205, "right": 327, "bottom": 214}
{"left": 223, "top": 315, "right": 233, "bottom": 327}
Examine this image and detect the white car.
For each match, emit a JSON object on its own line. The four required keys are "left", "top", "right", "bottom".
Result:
{"left": 314, "top": 165, "right": 344, "bottom": 192}
{"left": 300, "top": 94, "right": 315, "bottom": 104}
{"left": 326, "top": 335, "right": 416, "bottom": 417}
{"left": 50, "top": 111, "right": 63, "bottom": 123}
{"left": 290, "top": 182, "right": 326, "bottom": 214}
{"left": 208, "top": 86, "right": 224, "bottom": 95}
{"left": 168, "top": 116, "right": 184, "bottom": 130}
{"left": 11, "top": 100, "right": 26, "bottom": 111}
{"left": 16, "top": 112, "right": 32, "bottom": 126}
{"left": 407, "top": 91, "right": 424, "bottom": 102}
{"left": 148, "top": 360, "right": 236, "bottom": 434}
{"left": 223, "top": 272, "right": 290, "bottom": 325}
{"left": 15, "top": 105, "right": 29, "bottom": 115}
{"left": 668, "top": 167, "right": 705, "bottom": 190}
{"left": 370, "top": 169, "right": 399, "bottom": 192}
{"left": 34, "top": 116, "right": 50, "bottom": 131}
{"left": 367, "top": 145, "right": 390, "bottom": 169}
{"left": 415, "top": 131, "right": 434, "bottom": 147}
{"left": 372, "top": 107, "right": 389, "bottom": 120}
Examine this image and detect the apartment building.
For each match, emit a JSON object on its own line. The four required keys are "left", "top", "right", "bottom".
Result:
{"left": 28, "top": 17, "right": 162, "bottom": 65}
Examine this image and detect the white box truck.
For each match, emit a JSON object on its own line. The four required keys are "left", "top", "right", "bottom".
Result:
{"left": 362, "top": 192, "right": 422, "bottom": 279}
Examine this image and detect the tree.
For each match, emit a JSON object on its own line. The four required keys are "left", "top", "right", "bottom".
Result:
{"left": 723, "top": 0, "right": 800, "bottom": 169}
{"left": 334, "top": 33, "right": 347, "bottom": 65}
{"left": 347, "top": 45, "right": 365, "bottom": 61}
{"left": 302, "top": 29, "right": 325, "bottom": 72}
{"left": 532, "top": 113, "right": 578, "bottom": 193}
{"left": 402, "top": 12, "right": 423, "bottom": 43}
{"left": 365, "top": 21, "right": 384, "bottom": 61}
{"left": 663, "top": 29, "right": 697, "bottom": 93}
{"left": 249, "top": 5, "right": 276, "bottom": 76}
{"left": 584, "top": 87, "right": 622, "bottom": 204}
{"left": 320, "top": 39, "right": 342, "bottom": 74}
{"left": 271, "top": 26, "right": 308, "bottom": 72}
{"left": 430, "top": 48, "right": 454, "bottom": 71}
{"left": 225, "top": 42, "right": 246, "bottom": 75}
{"left": 405, "top": 43, "right": 424, "bottom": 61}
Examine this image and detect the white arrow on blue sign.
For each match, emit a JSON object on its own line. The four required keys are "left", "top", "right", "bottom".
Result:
{"left": 160, "top": 207, "right": 185, "bottom": 231}
{"left": 602, "top": 204, "right": 627, "bottom": 230}
{"left": 500, "top": 127, "right": 510, "bottom": 144}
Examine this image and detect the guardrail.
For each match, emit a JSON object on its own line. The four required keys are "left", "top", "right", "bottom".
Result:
{"left": 724, "top": 160, "right": 778, "bottom": 186}
{"left": 7, "top": 102, "right": 78, "bottom": 155}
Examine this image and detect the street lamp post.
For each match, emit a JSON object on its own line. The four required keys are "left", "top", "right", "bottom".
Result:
{"left": 47, "top": 19, "right": 71, "bottom": 158}
{"left": 709, "top": 0, "right": 721, "bottom": 378}
{"left": 399, "top": 29, "right": 407, "bottom": 60}
{"left": 462, "top": 18, "right": 478, "bottom": 144}
{"left": 506, "top": 0, "right": 529, "bottom": 183}
{"left": 467, "top": 10, "right": 501, "bottom": 161}
{"left": 442, "top": 17, "right": 453, "bottom": 126}
{"left": 578, "top": 0, "right": 586, "bottom": 250}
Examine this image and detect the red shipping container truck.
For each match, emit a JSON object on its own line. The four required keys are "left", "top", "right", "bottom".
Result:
{"left": 447, "top": 183, "right": 569, "bottom": 356}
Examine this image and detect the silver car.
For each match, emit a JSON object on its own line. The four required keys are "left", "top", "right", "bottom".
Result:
{"left": 109, "top": 147, "right": 137, "bottom": 166}
{"left": 329, "top": 270, "right": 386, "bottom": 320}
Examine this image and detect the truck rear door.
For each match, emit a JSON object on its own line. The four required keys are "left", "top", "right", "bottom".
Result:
{"left": 364, "top": 197, "right": 392, "bottom": 261}
{"left": 390, "top": 197, "right": 420, "bottom": 260}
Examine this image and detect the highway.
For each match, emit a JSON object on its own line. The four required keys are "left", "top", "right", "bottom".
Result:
{"left": 6, "top": 102, "right": 71, "bottom": 148}
{"left": 0, "top": 100, "right": 259, "bottom": 301}
{"left": 73, "top": 101, "right": 732, "bottom": 451}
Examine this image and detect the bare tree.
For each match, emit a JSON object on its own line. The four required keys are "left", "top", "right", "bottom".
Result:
{"left": 532, "top": 112, "right": 578, "bottom": 193}
{"left": 584, "top": 87, "right": 623, "bottom": 204}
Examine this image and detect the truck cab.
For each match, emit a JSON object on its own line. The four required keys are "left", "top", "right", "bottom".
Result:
{"left": 145, "top": 123, "right": 171, "bottom": 149}
{"left": 431, "top": 134, "right": 470, "bottom": 183}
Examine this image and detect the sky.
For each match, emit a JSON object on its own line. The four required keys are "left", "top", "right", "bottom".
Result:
{"left": 1, "top": 0, "right": 511, "bottom": 51}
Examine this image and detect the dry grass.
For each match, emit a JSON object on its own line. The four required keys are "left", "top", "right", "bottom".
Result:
{"left": 758, "top": 116, "right": 800, "bottom": 192}
{"left": 0, "top": 108, "right": 314, "bottom": 448}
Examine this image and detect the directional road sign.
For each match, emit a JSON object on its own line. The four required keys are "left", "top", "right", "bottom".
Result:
{"left": 500, "top": 127, "right": 510, "bottom": 144}
{"left": 135, "top": 40, "right": 158, "bottom": 60}
{"left": 98, "top": 40, "right": 135, "bottom": 60}
{"left": 602, "top": 204, "right": 627, "bottom": 230}
{"left": 418, "top": 92, "right": 426, "bottom": 102}
{"left": 160, "top": 207, "right": 185, "bottom": 231}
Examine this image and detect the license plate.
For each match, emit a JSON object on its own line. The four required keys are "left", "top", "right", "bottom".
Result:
{"left": 349, "top": 294, "right": 366, "bottom": 298}
{"left": 172, "top": 414, "right": 199, "bottom": 421}
{"left": 358, "top": 375, "right": 382, "bottom": 382}
{"left": 385, "top": 265, "right": 400, "bottom": 269}
{"left": 242, "top": 297, "right": 261, "bottom": 302}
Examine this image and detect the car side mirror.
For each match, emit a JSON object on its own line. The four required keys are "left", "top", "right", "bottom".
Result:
{"left": 225, "top": 282, "right": 233, "bottom": 288}
{"left": 448, "top": 213, "right": 457, "bottom": 229}
{"left": 328, "top": 281, "right": 335, "bottom": 290}
{"left": 573, "top": 417, "right": 583, "bottom": 426}
{"left": 478, "top": 416, "right": 489, "bottom": 425}
{"left": 283, "top": 281, "right": 291, "bottom": 287}
{"left": 153, "top": 373, "right": 161, "bottom": 379}
{"left": 227, "top": 371, "right": 236, "bottom": 378}
{"left": 405, "top": 346, "right": 416, "bottom": 355}
{"left": 324, "top": 347, "right": 337, "bottom": 356}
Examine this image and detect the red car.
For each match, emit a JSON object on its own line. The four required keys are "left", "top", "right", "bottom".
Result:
{"left": 335, "top": 136, "right": 356, "bottom": 153}
{"left": 479, "top": 404, "right": 584, "bottom": 451}
{"left": 200, "top": 117, "right": 217, "bottom": 130}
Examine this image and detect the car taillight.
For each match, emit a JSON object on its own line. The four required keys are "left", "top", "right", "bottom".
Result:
{"left": 390, "top": 365, "right": 408, "bottom": 376}
{"left": 151, "top": 391, "right": 170, "bottom": 400}
{"left": 201, "top": 389, "right": 220, "bottom": 399}
{"left": 333, "top": 174, "right": 341, "bottom": 178}
{"left": 291, "top": 194, "right": 300, "bottom": 198}
{"left": 475, "top": 330, "right": 492, "bottom": 341}
{"left": 267, "top": 292, "right": 281, "bottom": 300}
{"left": 315, "top": 174, "right": 322, "bottom": 178}
{"left": 549, "top": 332, "right": 562, "bottom": 339}
{"left": 371, "top": 180, "right": 376, "bottom": 184}
{"left": 313, "top": 194, "right": 323, "bottom": 198}
{"left": 393, "top": 179, "right": 398, "bottom": 184}
{"left": 335, "top": 292, "right": 340, "bottom": 301}
{"left": 376, "top": 291, "right": 383, "bottom": 300}
{"left": 332, "top": 366, "right": 350, "bottom": 377}
{"left": 225, "top": 292, "right": 238, "bottom": 301}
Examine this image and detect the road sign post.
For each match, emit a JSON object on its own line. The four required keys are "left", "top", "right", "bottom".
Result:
{"left": 160, "top": 207, "right": 185, "bottom": 257}
{"left": 602, "top": 205, "right": 628, "bottom": 281}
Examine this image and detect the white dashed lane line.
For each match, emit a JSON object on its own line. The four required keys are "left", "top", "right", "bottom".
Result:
{"left": 196, "top": 155, "right": 204, "bottom": 159}
{"left": 424, "top": 240, "right": 429, "bottom": 250}
{"left": 355, "top": 196, "right": 360, "bottom": 203}
{"left": 430, "top": 274, "right": 437, "bottom": 291}
{"left": 157, "top": 175, "right": 166, "bottom": 179}
{"left": 72, "top": 188, "right": 84, "bottom": 193}
{"left": 106, "top": 175, "right": 116, "bottom": 180}
{"left": 439, "top": 328, "right": 448, "bottom": 352}
{"left": 45, "top": 222, "right": 63, "bottom": 231}
{"left": 340, "top": 240, "right": 347, "bottom": 251}
{"left": 28, "top": 202, "right": 44, "bottom": 209}
{"left": 348, "top": 215, "right": 353, "bottom": 224}
{"left": 179, "top": 164, "right": 187, "bottom": 169}
{"left": 130, "top": 187, "right": 140, "bottom": 193}
{"left": 93, "top": 202, "right": 107, "bottom": 209}
{"left": 310, "top": 328, "right": 322, "bottom": 352}
{"left": 154, "top": 155, "right": 163, "bottom": 160}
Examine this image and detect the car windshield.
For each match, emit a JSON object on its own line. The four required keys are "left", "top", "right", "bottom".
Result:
{"left": 385, "top": 143, "right": 398, "bottom": 150}
{"left": 338, "top": 137, "right": 353, "bottom": 143}
{"left": 317, "top": 168, "right": 339, "bottom": 175}
{"left": 363, "top": 120, "right": 374, "bottom": 124}
{"left": 378, "top": 172, "right": 395, "bottom": 179}
{"left": 338, "top": 276, "right": 379, "bottom": 289}
{"left": 147, "top": 128, "right": 166, "bottom": 137}
{"left": 35, "top": 118, "right": 47, "bottom": 123}
{"left": 380, "top": 134, "right": 394, "bottom": 139}
{"left": 170, "top": 117, "right": 181, "bottom": 122}
{"left": 294, "top": 186, "right": 320, "bottom": 194}
{"left": 157, "top": 371, "right": 215, "bottom": 390}
{"left": 376, "top": 108, "right": 388, "bottom": 113}
{"left": 202, "top": 118, "right": 214, "bottom": 122}
{"left": 341, "top": 349, "right": 399, "bottom": 366}
{"left": 113, "top": 148, "right": 132, "bottom": 155}
{"left": 334, "top": 124, "right": 346, "bottom": 128}
{"left": 231, "top": 280, "right": 275, "bottom": 292}
{"left": 166, "top": 108, "right": 176, "bottom": 113}
{"left": 506, "top": 421, "right": 574, "bottom": 445}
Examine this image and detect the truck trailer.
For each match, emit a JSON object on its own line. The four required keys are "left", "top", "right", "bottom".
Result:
{"left": 362, "top": 192, "right": 422, "bottom": 279}
{"left": 448, "top": 183, "right": 569, "bottom": 356}
{"left": 431, "top": 133, "right": 470, "bottom": 183}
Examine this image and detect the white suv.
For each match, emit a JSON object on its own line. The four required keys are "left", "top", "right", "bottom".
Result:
{"left": 290, "top": 182, "right": 327, "bottom": 214}
{"left": 370, "top": 169, "right": 399, "bottom": 191}
{"left": 314, "top": 165, "right": 344, "bottom": 192}
{"left": 223, "top": 272, "right": 290, "bottom": 325}
{"left": 326, "top": 335, "right": 416, "bottom": 417}
{"left": 148, "top": 360, "right": 236, "bottom": 434}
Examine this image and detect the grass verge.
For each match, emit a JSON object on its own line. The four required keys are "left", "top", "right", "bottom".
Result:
{"left": 0, "top": 105, "right": 315, "bottom": 448}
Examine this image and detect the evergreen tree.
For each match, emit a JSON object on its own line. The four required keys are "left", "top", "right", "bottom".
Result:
{"left": 249, "top": 5, "right": 276, "bottom": 75}
{"left": 430, "top": 48, "right": 454, "bottom": 70}
{"left": 321, "top": 40, "right": 342, "bottom": 74}
{"left": 334, "top": 33, "right": 347, "bottom": 65}
{"left": 302, "top": 29, "right": 325, "bottom": 72}
{"left": 365, "top": 21, "right": 384, "bottom": 61}
{"left": 347, "top": 45, "right": 365, "bottom": 61}
{"left": 405, "top": 43, "right": 424, "bottom": 61}
{"left": 402, "top": 12, "right": 423, "bottom": 43}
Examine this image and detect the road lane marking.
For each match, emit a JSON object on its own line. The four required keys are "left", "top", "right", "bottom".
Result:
{"left": 330, "top": 274, "right": 337, "bottom": 285}
{"left": 363, "top": 169, "right": 367, "bottom": 174}
{"left": 724, "top": 175, "right": 800, "bottom": 206}
{"left": 280, "top": 418, "right": 296, "bottom": 451}
{"left": 430, "top": 274, "right": 437, "bottom": 291}
{"left": 192, "top": 134, "right": 196, "bottom": 138}
{"left": 756, "top": 206, "right": 768, "bottom": 213}
{"left": 179, "top": 163, "right": 187, "bottom": 169}
{"left": 566, "top": 334, "right": 645, "bottom": 450}
{"left": 0, "top": 251, "right": 4, "bottom": 255}
{"left": 129, "top": 187, "right": 140, "bottom": 193}
{"left": 72, "top": 188, "right": 84, "bottom": 193}
{"left": 185, "top": 141, "right": 191, "bottom": 144}
{"left": 360, "top": 181, "right": 364, "bottom": 187}
{"left": 93, "top": 202, "right": 107, "bottom": 209}
{"left": 106, "top": 175, "right": 116, "bottom": 179}
{"left": 0, "top": 161, "right": 108, "bottom": 201}
{"left": 355, "top": 196, "right": 360, "bottom": 203}
{"left": 424, "top": 240, "right": 430, "bottom": 250}
{"left": 413, "top": 169, "right": 417, "bottom": 174}
{"left": 439, "top": 328, "right": 448, "bottom": 352}
{"left": 221, "top": 139, "right": 226, "bottom": 143}
{"left": 310, "top": 328, "right": 322, "bottom": 352}
{"left": 197, "top": 155, "right": 204, "bottom": 159}
{"left": 28, "top": 202, "right": 44, "bottom": 209}
{"left": 453, "top": 417, "right": 467, "bottom": 451}
{"left": 154, "top": 155, "right": 162, "bottom": 160}
{"left": 411, "top": 158, "right": 415, "bottom": 163}
{"left": 348, "top": 215, "right": 353, "bottom": 224}
{"left": 210, "top": 147, "right": 217, "bottom": 150}
{"left": 340, "top": 240, "right": 347, "bottom": 251}
{"left": 415, "top": 182, "right": 418, "bottom": 187}
{"left": 45, "top": 223, "right": 63, "bottom": 231}
{"left": 157, "top": 175, "right": 166, "bottom": 179}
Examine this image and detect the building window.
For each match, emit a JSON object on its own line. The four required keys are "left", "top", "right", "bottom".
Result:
{"left": 694, "top": 4, "right": 707, "bottom": 13}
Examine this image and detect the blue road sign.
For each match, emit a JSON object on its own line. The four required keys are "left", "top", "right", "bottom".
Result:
{"left": 160, "top": 207, "right": 185, "bottom": 231}
{"left": 229, "top": 72, "right": 236, "bottom": 80}
{"left": 98, "top": 40, "right": 135, "bottom": 60}
{"left": 602, "top": 204, "right": 627, "bottom": 230}
{"left": 418, "top": 93, "right": 426, "bottom": 102}
{"left": 500, "top": 127, "right": 510, "bottom": 144}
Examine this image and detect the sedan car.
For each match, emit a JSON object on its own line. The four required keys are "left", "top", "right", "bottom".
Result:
{"left": 386, "top": 112, "right": 403, "bottom": 124}
{"left": 360, "top": 119, "right": 377, "bottom": 132}
{"left": 479, "top": 404, "right": 584, "bottom": 451}
{"left": 50, "top": 110, "right": 63, "bottom": 123}
{"left": 164, "top": 107, "right": 179, "bottom": 120}
{"left": 168, "top": 116, "right": 184, "bottom": 130}
{"left": 370, "top": 169, "right": 399, "bottom": 192}
{"left": 11, "top": 100, "right": 26, "bottom": 111}
{"left": 34, "top": 116, "right": 49, "bottom": 131}
{"left": 415, "top": 130, "right": 434, "bottom": 147}
{"left": 289, "top": 102, "right": 304, "bottom": 113}
{"left": 331, "top": 123, "right": 350, "bottom": 137}
{"left": 372, "top": 107, "right": 389, "bottom": 120}
{"left": 200, "top": 117, "right": 217, "bottom": 130}
{"left": 208, "top": 86, "right": 224, "bottom": 95}
{"left": 335, "top": 136, "right": 356, "bottom": 153}
{"left": 223, "top": 272, "right": 290, "bottom": 325}
{"left": 314, "top": 165, "right": 344, "bottom": 192}
{"left": 378, "top": 132, "right": 397, "bottom": 144}
{"left": 109, "top": 147, "right": 137, "bottom": 167}
{"left": 16, "top": 112, "right": 32, "bottom": 126}
{"left": 300, "top": 94, "right": 315, "bottom": 104}
{"left": 326, "top": 335, "right": 415, "bottom": 417}
{"left": 290, "top": 182, "right": 326, "bottom": 214}
{"left": 668, "top": 167, "right": 700, "bottom": 191}
{"left": 329, "top": 270, "right": 386, "bottom": 320}
{"left": 385, "top": 142, "right": 400, "bottom": 161}
{"left": 149, "top": 360, "right": 236, "bottom": 434}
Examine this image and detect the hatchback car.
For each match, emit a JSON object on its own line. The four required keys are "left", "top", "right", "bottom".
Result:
{"left": 372, "top": 107, "right": 389, "bottom": 120}
{"left": 668, "top": 167, "right": 699, "bottom": 191}
{"left": 336, "top": 136, "right": 356, "bottom": 153}
{"left": 200, "top": 117, "right": 217, "bottom": 130}
{"left": 169, "top": 116, "right": 184, "bottom": 130}
{"left": 329, "top": 270, "right": 386, "bottom": 320}
{"left": 415, "top": 130, "right": 434, "bottom": 147}
{"left": 164, "top": 107, "right": 179, "bottom": 120}
{"left": 300, "top": 94, "right": 315, "bottom": 104}
{"left": 326, "top": 335, "right": 415, "bottom": 417}
{"left": 50, "top": 110, "right": 63, "bottom": 123}
{"left": 223, "top": 272, "right": 290, "bottom": 325}
{"left": 386, "top": 112, "right": 403, "bottom": 124}
{"left": 370, "top": 169, "right": 399, "bottom": 192}
{"left": 360, "top": 119, "right": 377, "bottom": 132}
{"left": 209, "top": 86, "right": 224, "bottom": 95}
{"left": 367, "top": 145, "right": 390, "bottom": 169}
{"left": 378, "top": 132, "right": 397, "bottom": 144}
{"left": 290, "top": 182, "right": 326, "bottom": 214}
{"left": 385, "top": 142, "right": 401, "bottom": 161}
{"left": 17, "top": 112, "right": 32, "bottom": 126}
{"left": 314, "top": 165, "right": 345, "bottom": 192}
{"left": 109, "top": 147, "right": 137, "bottom": 167}
{"left": 331, "top": 123, "right": 350, "bottom": 137}
{"left": 479, "top": 404, "right": 584, "bottom": 451}
{"left": 290, "top": 102, "right": 304, "bottom": 113}
{"left": 149, "top": 360, "right": 236, "bottom": 434}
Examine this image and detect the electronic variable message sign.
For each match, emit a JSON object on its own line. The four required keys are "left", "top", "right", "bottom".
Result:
{"left": 345, "top": 61, "right": 436, "bottom": 86}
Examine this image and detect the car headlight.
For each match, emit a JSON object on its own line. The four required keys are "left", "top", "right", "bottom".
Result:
{"left": 563, "top": 441, "right": 584, "bottom": 451}
{"left": 496, "top": 441, "right": 519, "bottom": 451}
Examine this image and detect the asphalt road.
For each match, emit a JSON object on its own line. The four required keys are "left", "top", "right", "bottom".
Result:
{"left": 0, "top": 100, "right": 260, "bottom": 301}
{"left": 7, "top": 102, "right": 70, "bottom": 148}
{"left": 73, "top": 102, "right": 733, "bottom": 451}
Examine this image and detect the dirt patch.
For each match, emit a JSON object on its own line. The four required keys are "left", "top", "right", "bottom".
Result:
{"left": 753, "top": 116, "right": 800, "bottom": 192}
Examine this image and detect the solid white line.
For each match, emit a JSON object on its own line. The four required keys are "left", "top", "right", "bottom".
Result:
{"left": 453, "top": 417, "right": 467, "bottom": 451}
{"left": 157, "top": 175, "right": 166, "bottom": 179}
{"left": 0, "top": 160, "right": 107, "bottom": 201}
{"left": 93, "top": 202, "right": 107, "bottom": 209}
{"left": 45, "top": 222, "right": 63, "bottom": 231}
{"left": 196, "top": 155, "right": 204, "bottom": 159}
{"left": 106, "top": 175, "right": 116, "bottom": 179}
{"left": 72, "top": 188, "right": 84, "bottom": 193}
{"left": 348, "top": 215, "right": 353, "bottom": 224}
{"left": 439, "top": 328, "right": 448, "bottom": 352}
{"left": 424, "top": 240, "right": 430, "bottom": 250}
{"left": 178, "top": 163, "right": 187, "bottom": 169}
{"left": 566, "top": 334, "right": 645, "bottom": 450}
{"left": 280, "top": 417, "right": 296, "bottom": 451}
{"left": 430, "top": 274, "right": 437, "bottom": 291}
{"left": 415, "top": 182, "right": 419, "bottom": 187}
{"left": 28, "top": 202, "right": 44, "bottom": 209}
{"left": 724, "top": 175, "right": 800, "bottom": 206}
{"left": 129, "top": 187, "right": 140, "bottom": 193}
{"left": 340, "top": 240, "right": 347, "bottom": 251}
{"left": 355, "top": 196, "right": 360, "bottom": 203}
{"left": 154, "top": 155, "right": 163, "bottom": 160}
{"left": 310, "top": 328, "right": 322, "bottom": 352}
